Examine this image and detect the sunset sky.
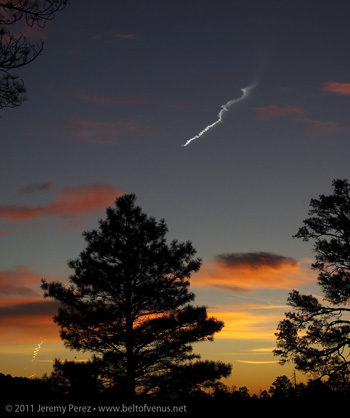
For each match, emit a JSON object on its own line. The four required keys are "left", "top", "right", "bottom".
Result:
{"left": 1, "top": 0, "right": 350, "bottom": 395}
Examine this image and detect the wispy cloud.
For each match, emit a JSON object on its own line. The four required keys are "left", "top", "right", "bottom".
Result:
{"left": 0, "top": 300, "right": 59, "bottom": 317}
{"left": 236, "top": 360, "right": 277, "bottom": 364}
{"left": 206, "top": 301, "right": 294, "bottom": 340}
{"left": 322, "top": 81, "right": 350, "bottom": 95}
{"left": 0, "top": 229, "right": 13, "bottom": 237}
{"left": 0, "top": 183, "right": 121, "bottom": 224}
{"left": 114, "top": 33, "right": 139, "bottom": 40}
{"left": 91, "top": 31, "right": 139, "bottom": 41}
{"left": 303, "top": 118, "right": 341, "bottom": 137}
{"left": 254, "top": 104, "right": 340, "bottom": 136}
{"left": 21, "top": 181, "right": 53, "bottom": 194}
{"left": 249, "top": 348, "right": 276, "bottom": 353}
{"left": 0, "top": 265, "right": 62, "bottom": 342}
{"left": 0, "top": 266, "right": 42, "bottom": 300}
{"left": 208, "top": 308, "right": 283, "bottom": 340}
{"left": 66, "top": 89, "right": 145, "bottom": 106}
{"left": 61, "top": 119, "right": 153, "bottom": 144}
{"left": 2, "top": 21, "right": 46, "bottom": 41}
{"left": 254, "top": 104, "right": 303, "bottom": 120}
{"left": 193, "top": 252, "right": 314, "bottom": 292}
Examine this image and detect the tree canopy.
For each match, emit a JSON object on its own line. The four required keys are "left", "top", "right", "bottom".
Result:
{"left": 274, "top": 179, "right": 350, "bottom": 388}
{"left": 42, "top": 194, "right": 231, "bottom": 397}
{"left": 0, "top": 0, "right": 68, "bottom": 109}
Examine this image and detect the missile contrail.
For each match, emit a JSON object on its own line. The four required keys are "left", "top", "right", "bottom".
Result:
{"left": 181, "top": 83, "right": 256, "bottom": 147}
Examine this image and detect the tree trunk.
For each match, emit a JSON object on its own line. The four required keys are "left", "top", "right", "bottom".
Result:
{"left": 125, "top": 272, "right": 135, "bottom": 399}
{"left": 125, "top": 317, "right": 135, "bottom": 398}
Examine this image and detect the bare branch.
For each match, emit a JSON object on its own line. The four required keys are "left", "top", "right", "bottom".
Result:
{"left": 0, "top": 1, "right": 68, "bottom": 110}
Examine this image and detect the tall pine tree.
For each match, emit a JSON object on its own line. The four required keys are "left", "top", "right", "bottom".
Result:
{"left": 275, "top": 180, "right": 350, "bottom": 388}
{"left": 42, "top": 194, "right": 231, "bottom": 397}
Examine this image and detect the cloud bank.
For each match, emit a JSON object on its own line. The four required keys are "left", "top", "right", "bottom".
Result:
{"left": 194, "top": 252, "right": 313, "bottom": 292}
{"left": 0, "top": 183, "right": 121, "bottom": 223}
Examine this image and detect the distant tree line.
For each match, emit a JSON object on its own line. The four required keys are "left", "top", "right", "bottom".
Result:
{"left": 1, "top": 371, "right": 349, "bottom": 415}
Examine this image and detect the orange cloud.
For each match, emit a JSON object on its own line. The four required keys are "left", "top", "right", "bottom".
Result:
{"left": 193, "top": 252, "right": 314, "bottom": 292}
{"left": 0, "top": 266, "right": 65, "bottom": 307}
{"left": 0, "top": 183, "right": 122, "bottom": 222}
{"left": 0, "top": 265, "right": 64, "bottom": 342}
{"left": 0, "top": 266, "right": 42, "bottom": 300}
{"left": 208, "top": 305, "right": 285, "bottom": 340}
{"left": 0, "top": 301, "right": 60, "bottom": 342}
{"left": 254, "top": 104, "right": 304, "bottom": 120}
{"left": 322, "top": 81, "right": 350, "bottom": 95}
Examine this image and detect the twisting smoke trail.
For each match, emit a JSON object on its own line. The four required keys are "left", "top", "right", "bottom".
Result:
{"left": 32, "top": 339, "right": 46, "bottom": 362}
{"left": 25, "top": 339, "right": 47, "bottom": 378}
{"left": 181, "top": 83, "right": 256, "bottom": 147}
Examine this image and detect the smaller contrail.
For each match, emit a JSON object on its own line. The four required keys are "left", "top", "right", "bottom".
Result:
{"left": 32, "top": 339, "right": 46, "bottom": 362}
{"left": 182, "top": 83, "right": 256, "bottom": 147}
{"left": 26, "top": 339, "right": 46, "bottom": 378}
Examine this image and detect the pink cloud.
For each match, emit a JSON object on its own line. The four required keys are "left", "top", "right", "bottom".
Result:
{"left": 0, "top": 229, "right": 13, "bottom": 237}
{"left": 0, "top": 22, "right": 46, "bottom": 42}
{"left": 322, "top": 81, "right": 350, "bottom": 95}
{"left": 254, "top": 104, "right": 304, "bottom": 120}
{"left": 254, "top": 103, "right": 340, "bottom": 137}
{"left": 303, "top": 118, "right": 341, "bottom": 137}
{"left": 0, "top": 184, "right": 122, "bottom": 222}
